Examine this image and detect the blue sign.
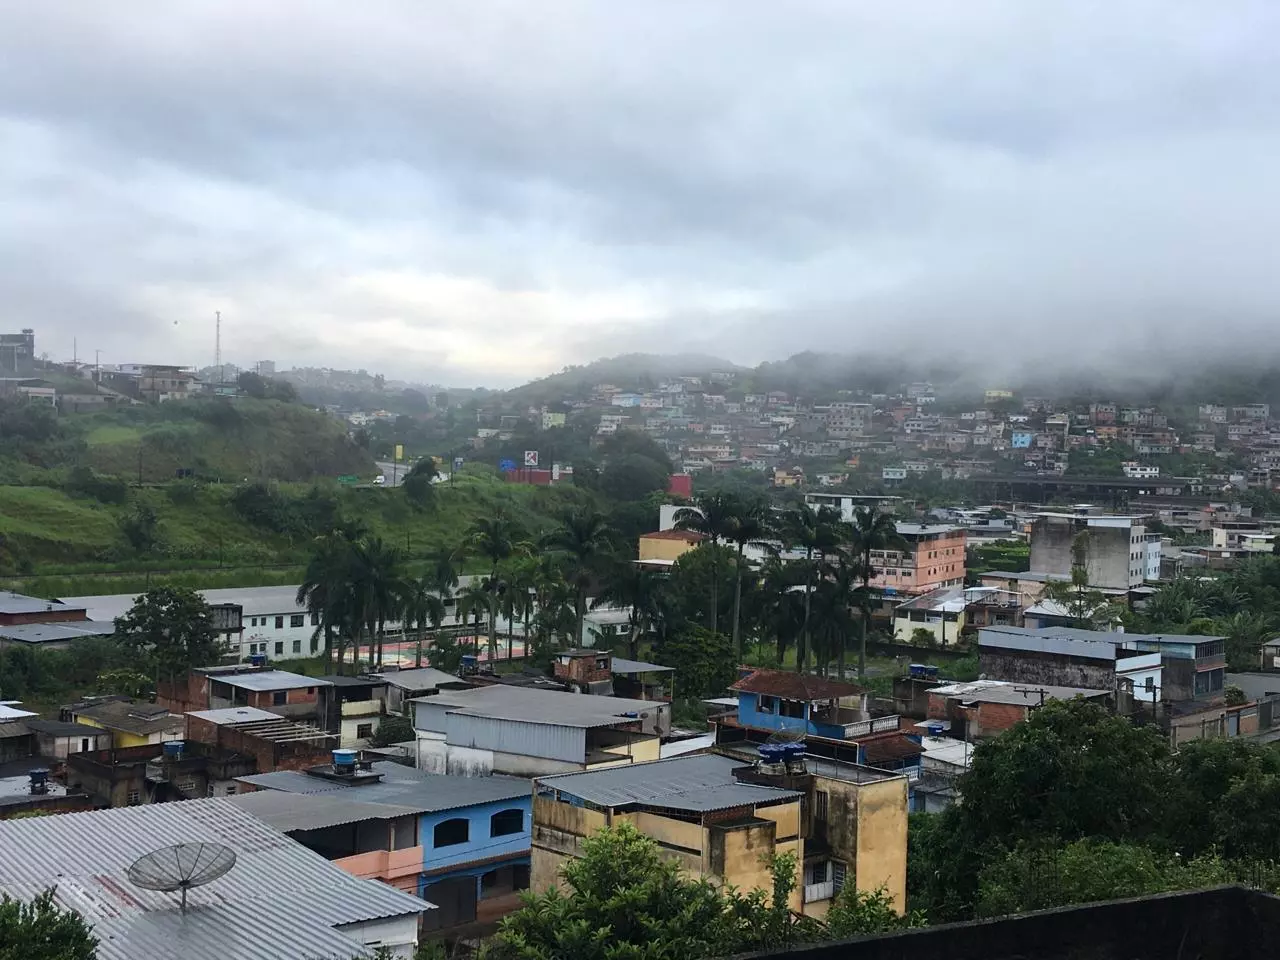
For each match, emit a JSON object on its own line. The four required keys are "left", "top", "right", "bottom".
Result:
{"left": 499, "top": 459, "right": 517, "bottom": 473}
{"left": 883, "top": 587, "right": 897, "bottom": 597}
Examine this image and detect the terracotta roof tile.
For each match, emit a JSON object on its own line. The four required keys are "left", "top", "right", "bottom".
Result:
{"left": 729, "top": 669, "right": 864, "bottom": 701}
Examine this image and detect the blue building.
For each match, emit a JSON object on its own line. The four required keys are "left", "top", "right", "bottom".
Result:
{"left": 726, "top": 669, "right": 922, "bottom": 778}
{"left": 234, "top": 758, "right": 531, "bottom": 934}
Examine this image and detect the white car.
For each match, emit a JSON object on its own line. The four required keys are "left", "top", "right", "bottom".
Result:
{"left": 373, "top": 474, "right": 386, "bottom": 486}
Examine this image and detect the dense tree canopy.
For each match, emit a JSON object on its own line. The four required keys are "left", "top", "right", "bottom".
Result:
{"left": 0, "top": 888, "right": 97, "bottom": 960}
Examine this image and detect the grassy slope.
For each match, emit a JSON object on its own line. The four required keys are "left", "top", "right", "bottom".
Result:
{"left": 0, "top": 469, "right": 595, "bottom": 593}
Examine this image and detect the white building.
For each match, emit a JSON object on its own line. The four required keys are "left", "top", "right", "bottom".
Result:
{"left": 1122, "top": 462, "right": 1160, "bottom": 479}
{"left": 62, "top": 581, "right": 482, "bottom": 664}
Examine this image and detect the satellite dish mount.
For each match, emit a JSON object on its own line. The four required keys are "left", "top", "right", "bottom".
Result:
{"left": 126, "top": 842, "right": 237, "bottom": 915}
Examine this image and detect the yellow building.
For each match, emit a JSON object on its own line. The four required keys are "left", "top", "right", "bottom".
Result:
{"left": 638, "top": 529, "right": 703, "bottom": 564}
{"left": 67, "top": 698, "right": 184, "bottom": 748}
{"left": 531, "top": 751, "right": 908, "bottom": 917}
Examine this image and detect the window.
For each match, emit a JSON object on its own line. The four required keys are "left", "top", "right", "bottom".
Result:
{"left": 806, "top": 860, "right": 831, "bottom": 886}
{"left": 80, "top": 738, "right": 91, "bottom": 753}
{"left": 490, "top": 808, "right": 524, "bottom": 837}
{"left": 434, "top": 818, "right": 470, "bottom": 847}
{"left": 272, "top": 691, "right": 287, "bottom": 706}
{"left": 292, "top": 640, "right": 301, "bottom": 654}
{"left": 290, "top": 614, "right": 304, "bottom": 628}
{"left": 356, "top": 723, "right": 374, "bottom": 739}
{"left": 275, "top": 615, "right": 284, "bottom": 629}
{"left": 274, "top": 641, "right": 284, "bottom": 656}
{"left": 126, "top": 790, "right": 140, "bottom": 805}
{"left": 757, "top": 695, "right": 777, "bottom": 715}
{"left": 1145, "top": 676, "right": 1155, "bottom": 692}
{"left": 780, "top": 698, "right": 806, "bottom": 719}
{"left": 813, "top": 790, "right": 829, "bottom": 824}
{"left": 311, "top": 611, "right": 320, "bottom": 626}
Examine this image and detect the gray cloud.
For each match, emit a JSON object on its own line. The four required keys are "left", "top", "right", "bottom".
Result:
{"left": 2, "top": 1, "right": 1279, "bottom": 386}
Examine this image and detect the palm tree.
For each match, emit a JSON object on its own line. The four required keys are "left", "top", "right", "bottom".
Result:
{"left": 347, "top": 537, "right": 410, "bottom": 669}
{"left": 849, "top": 506, "right": 907, "bottom": 680}
{"left": 725, "top": 496, "right": 776, "bottom": 659}
{"left": 297, "top": 532, "right": 355, "bottom": 672}
{"left": 455, "top": 579, "right": 491, "bottom": 659}
{"left": 674, "top": 492, "right": 740, "bottom": 635}
{"left": 593, "top": 557, "right": 666, "bottom": 659}
{"left": 782, "top": 504, "right": 844, "bottom": 674}
{"left": 757, "top": 556, "right": 807, "bottom": 666}
{"left": 506, "top": 558, "right": 540, "bottom": 661}
{"left": 824, "top": 549, "right": 864, "bottom": 680}
{"left": 542, "top": 507, "right": 615, "bottom": 646}
{"left": 402, "top": 577, "right": 447, "bottom": 668}
{"left": 465, "top": 512, "right": 529, "bottom": 664}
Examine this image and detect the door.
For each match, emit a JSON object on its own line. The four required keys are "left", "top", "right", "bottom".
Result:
{"left": 421, "top": 876, "right": 478, "bottom": 931}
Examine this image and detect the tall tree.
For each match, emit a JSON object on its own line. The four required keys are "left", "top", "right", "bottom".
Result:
{"left": 456, "top": 580, "right": 491, "bottom": 658}
{"left": 849, "top": 506, "right": 907, "bottom": 680}
{"left": 297, "top": 530, "right": 361, "bottom": 672}
{"left": 401, "top": 577, "right": 447, "bottom": 668}
{"left": 466, "top": 512, "right": 528, "bottom": 662}
{"left": 592, "top": 558, "right": 666, "bottom": 659}
{"left": 114, "top": 586, "right": 225, "bottom": 688}
{"left": 781, "top": 504, "right": 843, "bottom": 674}
{"left": 542, "top": 507, "right": 615, "bottom": 647}
{"left": 674, "top": 492, "right": 740, "bottom": 635}
{"left": 725, "top": 496, "right": 776, "bottom": 659}
{"left": 347, "top": 537, "right": 410, "bottom": 669}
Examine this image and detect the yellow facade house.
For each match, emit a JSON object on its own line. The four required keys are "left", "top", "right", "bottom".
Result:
{"left": 66, "top": 698, "right": 184, "bottom": 749}
{"left": 637, "top": 529, "right": 703, "bottom": 565}
{"left": 531, "top": 750, "right": 908, "bottom": 918}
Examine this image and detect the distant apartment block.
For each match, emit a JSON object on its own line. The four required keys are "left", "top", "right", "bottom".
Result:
{"left": 867, "top": 524, "right": 966, "bottom": 597}
{"left": 1028, "top": 511, "right": 1153, "bottom": 590}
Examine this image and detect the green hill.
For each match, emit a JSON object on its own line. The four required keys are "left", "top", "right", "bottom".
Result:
{"left": 0, "top": 468, "right": 596, "bottom": 593}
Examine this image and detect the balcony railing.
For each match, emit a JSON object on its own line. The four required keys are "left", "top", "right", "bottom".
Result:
{"left": 804, "top": 881, "right": 835, "bottom": 903}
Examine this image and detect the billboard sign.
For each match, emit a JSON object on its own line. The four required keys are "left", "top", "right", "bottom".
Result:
{"left": 499, "top": 459, "right": 517, "bottom": 473}
{"left": 524, "top": 450, "right": 539, "bottom": 466}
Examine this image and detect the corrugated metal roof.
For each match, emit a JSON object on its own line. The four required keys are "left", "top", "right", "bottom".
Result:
{"left": 0, "top": 591, "right": 82, "bottom": 616}
{"left": 611, "top": 657, "right": 675, "bottom": 674}
{"left": 537, "top": 754, "right": 801, "bottom": 813}
{"left": 0, "top": 620, "right": 116, "bottom": 644}
{"left": 416, "top": 684, "right": 660, "bottom": 729}
{"left": 185, "top": 706, "right": 282, "bottom": 725}
{"left": 237, "top": 761, "right": 531, "bottom": 814}
{"left": 209, "top": 669, "right": 329, "bottom": 692}
{"left": 228, "top": 790, "right": 422, "bottom": 831}
{"left": 373, "top": 667, "right": 466, "bottom": 690}
{"left": 0, "top": 798, "right": 429, "bottom": 960}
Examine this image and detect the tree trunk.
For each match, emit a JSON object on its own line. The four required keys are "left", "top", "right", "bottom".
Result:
{"left": 858, "top": 574, "right": 871, "bottom": 681}
{"left": 710, "top": 554, "right": 720, "bottom": 636}
{"left": 524, "top": 606, "right": 532, "bottom": 661}
{"left": 507, "top": 609, "right": 513, "bottom": 663}
{"left": 415, "top": 621, "right": 423, "bottom": 667}
{"left": 731, "top": 544, "right": 745, "bottom": 659}
{"left": 575, "top": 592, "right": 585, "bottom": 649}
{"left": 799, "top": 549, "right": 813, "bottom": 673}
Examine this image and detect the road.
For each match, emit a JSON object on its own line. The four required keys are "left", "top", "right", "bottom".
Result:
{"left": 374, "top": 461, "right": 405, "bottom": 487}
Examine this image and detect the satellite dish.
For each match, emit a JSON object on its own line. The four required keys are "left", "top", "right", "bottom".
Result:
{"left": 127, "top": 843, "right": 237, "bottom": 914}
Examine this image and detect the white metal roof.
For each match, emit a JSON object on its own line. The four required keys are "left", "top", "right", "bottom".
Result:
{"left": 0, "top": 798, "right": 430, "bottom": 960}
{"left": 208, "top": 670, "right": 328, "bottom": 692}
{"left": 186, "top": 706, "right": 282, "bottom": 725}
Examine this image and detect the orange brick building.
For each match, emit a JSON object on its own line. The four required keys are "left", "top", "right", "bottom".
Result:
{"left": 867, "top": 523, "right": 967, "bottom": 597}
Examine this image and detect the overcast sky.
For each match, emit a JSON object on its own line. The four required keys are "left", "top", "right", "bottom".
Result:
{"left": 3, "top": 2, "right": 1278, "bottom": 387}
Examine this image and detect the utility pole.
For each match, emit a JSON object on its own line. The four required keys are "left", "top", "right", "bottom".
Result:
{"left": 215, "top": 310, "right": 222, "bottom": 385}
{"left": 95, "top": 350, "right": 101, "bottom": 385}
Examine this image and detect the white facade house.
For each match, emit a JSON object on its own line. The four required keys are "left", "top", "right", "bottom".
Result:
{"left": 62, "top": 580, "right": 483, "bottom": 664}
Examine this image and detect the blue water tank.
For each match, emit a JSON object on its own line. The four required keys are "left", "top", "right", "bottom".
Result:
{"left": 757, "top": 743, "right": 786, "bottom": 764}
{"left": 909, "top": 663, "right": 926, "bottom": 678}
{"left": 332, "top": 749, "right": 357, "bottom": 773}
{"left": 249, "top": 653, "right": 267, "bottom": 667}
{"left": 162, "top": 740, "right": 185, "bottom": 759}
{"left": 926, "top": 723, "right": 944, "bottom": 737}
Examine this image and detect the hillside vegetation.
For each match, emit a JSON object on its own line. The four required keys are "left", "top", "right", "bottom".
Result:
{"left": 0, "top": 468, "right": 595, "bottom": 590}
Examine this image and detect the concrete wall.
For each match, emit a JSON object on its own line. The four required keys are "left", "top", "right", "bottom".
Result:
{"left": 530, "top": 794, "right": 608, "bottom": 892}
{"left": 335, "top": 914, "right": 420, "bottom": 960}
{"left": 1029, "top": 518, "right": 1138, "bottom": 590}
{"left": 638, "top": 535, "right": 699, "bottom": 563}
{"left": 978, "top": 647, "right": 1115, "bottom": 692}
{"left": 854, "top": 777, "right": 909, "bottom": 911}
